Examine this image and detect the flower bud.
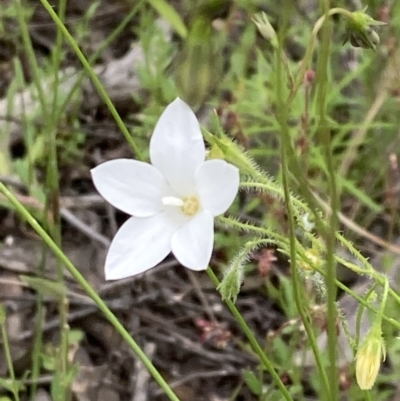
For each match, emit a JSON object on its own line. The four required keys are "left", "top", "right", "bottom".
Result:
{"left": 217, "top": 251, "right": 246, "bottom": 303}
{"left": 355, "top": 325, "right": 386, "bottom": 390}
{"left": 252, "top": 12, "right": 278, "bottom": 48}
{"left": 174, "top": 17, "right": 222, "bottom": 108}
{"left": 298, "top": 248, "right": 322, "bottom": 272}
{"left": 344, "top": 10, "right": 386, "bottom": 50}
{"left": 208, "top": 143, "right": 225, "bottom": 160}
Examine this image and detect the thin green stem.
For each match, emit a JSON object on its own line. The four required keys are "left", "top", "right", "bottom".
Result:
{"left": 335, "top": 236, "right": 400, "bottom": 308}
{"left": 377, "top": 278, "right": 389, "bottom": 325}
{"left": 0, "top": 183, "right": 180, "bottom": 401}
{"left": 240, "top": 181, "right": 310, "bottom": 213}
{"left": 333, "top": 278, "right": 400, "bottom": 331}
{"left": 218, "top": 215, "right": 288, "bottom": 244}
{"left": 287, "top": 7, "right": 354, "bottom": 104}
{"left": 315, "top": 2, "right": 338, "bottom": 399}
{"left": 49, "top": 4, "right": 70, "bottom": 397}
{"left": 55, "top": 1, "right": 144, "bottom": 123}
{"left": 275, "top": 11, "right": 331, "bottom": 396}
{"left": 38, "top": 0, "right": 143, "bottom": 160}
{"left": 207, "top": 268, "right": 294, "bottom": 401}
{"left": 0, "top": 308, "right": 21, "bottom": 401}
{"left": 30, "top": 289, "right": 45, "bottom": 400}
{"left": 14, "top": 0, "right": 49, "bottom": 120}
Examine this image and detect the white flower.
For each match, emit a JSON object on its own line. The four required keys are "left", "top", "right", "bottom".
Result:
{"left": 91, "top": 98, "right": 240, "bottom": 280}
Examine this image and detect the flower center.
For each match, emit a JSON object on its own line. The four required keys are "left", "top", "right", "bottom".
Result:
{"left": 162, "top": 195, "right": 200, "bottom": 216}
{"left": 181, "top": 196, "right": 200, "bottom": 216}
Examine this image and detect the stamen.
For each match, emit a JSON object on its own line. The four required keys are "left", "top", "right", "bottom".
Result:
{"left": 182, "top": 196, "right": 200, "bottom": 216}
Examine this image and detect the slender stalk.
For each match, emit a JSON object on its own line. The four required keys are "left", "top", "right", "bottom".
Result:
{"left": 287, "top": 7, "right": 354, "bottom": 104}
{"left": 0, "top": 305, "right": 21, "bottom": 401}
{"left": 315, "top": 1, "right": 339, "bottom": 399}
{"left": 38, "top": 0, "right": 143, "bottom": 160}
{"left": 0, "top": 183, "right": 181, "bottom": 401}
{"left": 275, "top": 8, "right": 331, "bottom": 396}
{"left": 30, "top": 287, "right": 45, "bottom": 400}
{"left": 207, "top": 269, "right": 294, "bottom": 401}
{"left": 13, "top": 0, "right": 49, "bottom": 121}
{"left": 49, "top": 2, "right": 70, "bottom": 399}
{"left": 218, "top": 215, "right": 288, "bottom": 244}
{"left": 55, "top": 1, "right": 145, "bottom": 123}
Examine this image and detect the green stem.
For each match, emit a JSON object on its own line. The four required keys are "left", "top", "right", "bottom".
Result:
{"left": 355, "top": 283, "right": 378, "bottom": 348}
{"left": 207, "top": 268, "right": 294, "bottom": 401}
{"left": 240, "top": 181, "right": 310, "bottom": 213}
{"left": 55, "top": 1, "right": 144, "bottom": 123}
{"left": 0, "top": 309, "right": 21, "bottom": 401}
{"left": 275, "top": 15, "right": 331, "bottom": 396}
{"left": 313, "top": 265, "right": 400, "bottom": 330}
{"left": 13, "top": 0, "right": 49, "bottom": 121}
{"left": 0, "top": 183, "right": 180, "bottom": 401}
{"left": 315, "top": 2, "right": 338, "bottom": 399}
{"left": 218, "top": 215, "right": 288, "bottom": 244}
{"left": 38, "top": 0, "right": 143, "bottom": 160}
{"left": 49, "top": 2, "right": 70, "bottom": 398}
{"left": 377, "top": 278, "right": 389, "bottom": 326}
{"left": 287, "top": 7, "right": 354, "bottom": 104}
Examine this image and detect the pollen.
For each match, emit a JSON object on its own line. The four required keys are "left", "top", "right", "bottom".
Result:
{"left": 182, "top": 196, "right": 200, "bottom": 216}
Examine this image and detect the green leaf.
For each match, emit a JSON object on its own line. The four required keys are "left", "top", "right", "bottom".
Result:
{"left": 242, "top": 369, "right": 262, "bottom": 396}
{"left": 339, "top": 177, "right": 383, "bottom": 213}
{"left": 68, "top": 329, "right": 85, "bottom": 345}
{"left": 146, "top": 0, "right": 187, "bottom": 38}
{"left": 0, "top": 378, "right": 24, "bottom": 392}
{"left": 20, "top": 275, "right": 68, "bottom": 300}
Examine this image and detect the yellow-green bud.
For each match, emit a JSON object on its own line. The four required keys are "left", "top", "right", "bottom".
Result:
{"left": 252, "top": 12, "right": 278, "bottom": 48}
{"left": 355, "top": 324, "right": 386, "bottom": 390}
{"left": 217, "top": 259, "right": 244, "bottom": 303}
{"left": 174, "top": 17, "right": 222, "bottom": 108}
{"left": 298, "top": 248, "right": 322, "bottom": 272}
{"left": 207, "top": 143, "right": 225, "bottom": 160}
{"left": 366, "top": 291, "right": 378, "bottom": 303}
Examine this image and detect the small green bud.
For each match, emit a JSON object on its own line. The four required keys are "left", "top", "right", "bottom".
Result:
{"left": 366, "top": 291, "right": 378, "bottom": 303}
{"left": 252, "top": 12, "right": 278, "bottom": 48}
{"left": 298, "top": 248, "right": 322, "bottom": 272}
{"left": 344, "top": 9, "right": 386, "bottom": 50}
{"left": 174, "top": 17, "right": 222, "bottom": 108}
{"left": 207, "top": 143, "right": 225, "bottom": 160}
{"left": 217, "top": 260, "right": 244, "bottom": 303}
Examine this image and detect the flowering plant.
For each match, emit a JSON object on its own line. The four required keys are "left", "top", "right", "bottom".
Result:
{"left": 91, "top": 98, "right": 239, "bottom": 280}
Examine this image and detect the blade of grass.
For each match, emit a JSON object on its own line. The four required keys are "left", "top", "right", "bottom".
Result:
{"left": 146, "top": 0, "right": 187, "bottom": 38}
{"left": 0, "top": 182, "right": 181, "bottom": 401}
{"left": 38, "top": 0, "right": 144, "bottom": 160}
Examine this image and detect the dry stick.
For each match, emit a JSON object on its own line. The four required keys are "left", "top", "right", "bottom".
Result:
{"left": 0, "top": 180, "right": 182, "bottom": 401}
{"left": 0, "top": 45, "right": 145, "bottom": 139}
{"left": 313, "top": 191, "right": 400, "bottom": 255}
{"left": 339, "top": 89, "right": 388, "bottom": 177}
{"left": 132, "top": 342, "right": 157, "bottom": 401}
{"left": 186, "top": 270, "right": 217, "bottom": 324}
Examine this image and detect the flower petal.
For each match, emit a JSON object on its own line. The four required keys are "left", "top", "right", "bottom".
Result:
{"left": 91, "top": 159, "right": 168, "bottom": 217}
{"left": 171, "top": 210, "right": 213, "bottom": 270}
{"left": 105, "top": 213, "right": 179, "bottom": 280}
{"left": 150, "top": 98, "right": 206, "bottom": 195}
{"left": 195, "top": 159, "right": 240, "bottom": 216}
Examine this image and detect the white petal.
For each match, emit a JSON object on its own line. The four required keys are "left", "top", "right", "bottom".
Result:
{"left": 91, "top": 159, "right": 168, "bottom": 217}
{"left": 150, "top": 98, "right": 206, "bottom": 195}
{"left": 171, "top": 210, "right": 214, "bottom": 271}
{"left": 105, "top": 213, "right": 179, "bottom": 280}
{"left": 195, "top": 159, "right": 240, "bottom": 216}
